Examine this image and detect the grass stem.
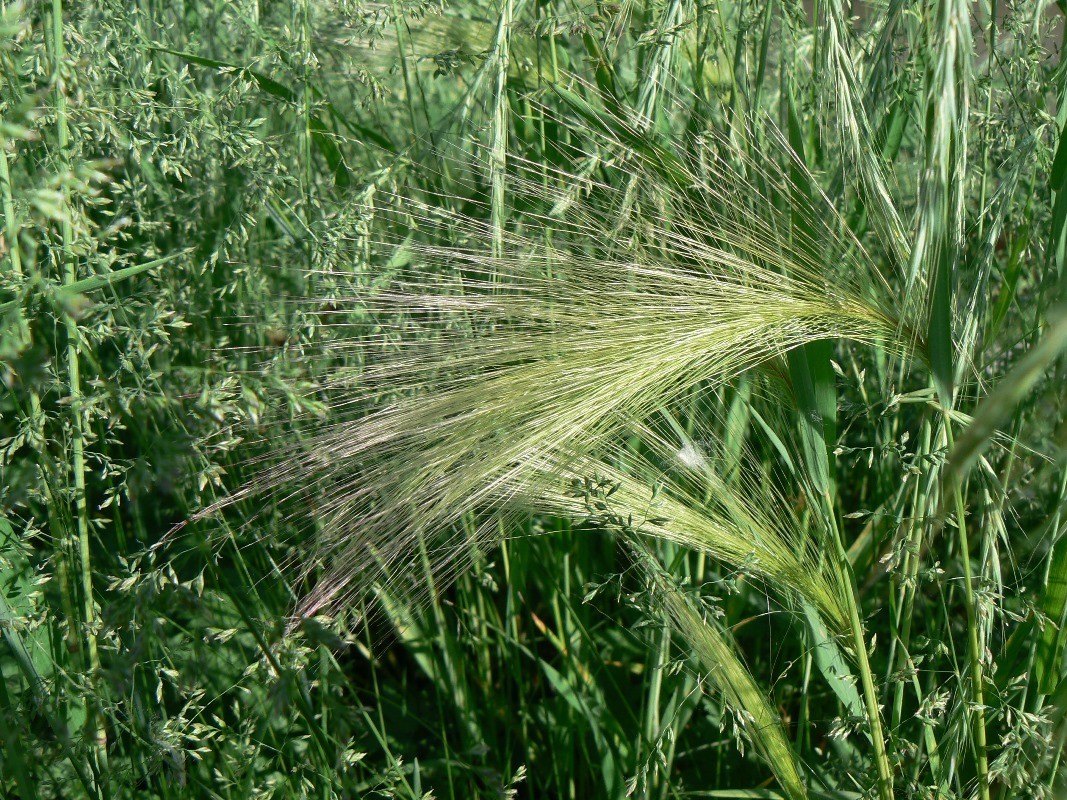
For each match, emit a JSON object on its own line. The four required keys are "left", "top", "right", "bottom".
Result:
{"left": 49, "top": 0, "right": 109, "bottom": 785}
{"left": 944, "top": 421, "right": 990, "bottom": 800}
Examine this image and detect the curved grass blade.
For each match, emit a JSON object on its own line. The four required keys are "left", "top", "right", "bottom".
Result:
{"left": 628, "top": 540, "right": 808, "bottom": 800}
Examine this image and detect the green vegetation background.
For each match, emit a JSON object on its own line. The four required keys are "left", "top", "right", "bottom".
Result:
{"left": 2, "top": 0, "right": 1067, "bottom": 798}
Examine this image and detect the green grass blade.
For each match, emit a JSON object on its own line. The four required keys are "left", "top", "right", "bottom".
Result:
{"left": 1036, "top": 528, "right": 1067, "bottom": 695}
{"left": 630, "top": 541, "right": 808, "bottom": 800}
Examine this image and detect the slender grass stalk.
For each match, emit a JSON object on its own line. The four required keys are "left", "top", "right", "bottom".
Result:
{"left": 641, "top": 603, "right": 671, "bottom": 794}
{"left": 392, "top": 5, "right": 423, "bottom": 146}
{"left": 490, "top": 0, "right": 511, "bottom": 262}
{"left": 828, "top": 512, "right": 895, "bottom": 800}
{"left": 0, "top": 138, "right": 22, "bottom": 278}
{"left": 944, "top": 420, "right": 990, "bottom": 800}
{"left": 299, "top": 0, "right": 314, "bottom": 294}
{"left": 889, "top": 417, "right": 932, "bottom": 728}
{"left": 49, "top": 0, "right": 108, "bottom": 781}
{"left": 887, "top": 417, "right": 948, "bottom": 792}
{"left": 978, "top": 0, "right": 997, "bottom": 239}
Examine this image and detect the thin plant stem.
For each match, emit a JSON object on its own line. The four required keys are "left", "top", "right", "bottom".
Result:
{"left": 49, "top": 0, "right": 109, "bottom": 782}
{"left": 0, "top": 138, "right": 22, "bottom": 277}
{"left": 944, "top": 420, "right": 990, "bottom": 800}
{"left": 839, "top": 555, "right": 895, "bottom": 800}
{"left": 490, "top": 0, "right": 512, "bottom": 262}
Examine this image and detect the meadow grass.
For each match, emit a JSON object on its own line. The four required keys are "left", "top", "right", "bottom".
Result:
{"left": 2, "top": 0, "right": 1067, "bottom": 798}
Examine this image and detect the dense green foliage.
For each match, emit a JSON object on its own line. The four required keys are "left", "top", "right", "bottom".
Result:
{"left": 2, "top": 0, "right": 1067, "bottom": 797}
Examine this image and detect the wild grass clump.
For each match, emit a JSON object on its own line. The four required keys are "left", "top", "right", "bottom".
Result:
{"left": 2, "top": 0, "right": 1067, "bottom": 798}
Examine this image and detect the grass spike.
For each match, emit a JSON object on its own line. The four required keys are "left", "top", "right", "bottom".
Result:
{"left": 628, "top": 539, "right": 809, "bottom": 800}
{"left": 196, "top": 119, "right": 909, "bottom": 638}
